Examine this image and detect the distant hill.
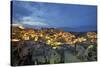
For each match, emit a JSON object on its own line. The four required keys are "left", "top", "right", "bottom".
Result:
{"left": 23, "top": 24, "right": 53, "bottom": 29}
{"left": 58, "top": 26, "right": 97, "bottom": 32}
{"left": 23, "top": 24, "right": 97, "bottom": 32}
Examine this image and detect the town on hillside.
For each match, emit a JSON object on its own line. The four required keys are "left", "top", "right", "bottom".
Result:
{"left": 11, "top": 24, "right": 97, "bottom": 66}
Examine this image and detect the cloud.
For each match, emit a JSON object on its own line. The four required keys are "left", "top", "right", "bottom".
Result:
{"left": 21, "top": 16, "right": 48, "bottom": 26}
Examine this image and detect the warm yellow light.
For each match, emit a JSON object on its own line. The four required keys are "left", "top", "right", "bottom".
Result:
{"left": 34, "top": 37, "right": 38, "bottom": 41}
{"left": 11, "top": 39, "right": 20, "bottom": 42}
{"left": 18, "top": 25, "right": 24, "bottom": 29}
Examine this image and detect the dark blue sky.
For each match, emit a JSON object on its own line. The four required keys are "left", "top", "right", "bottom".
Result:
{"left": 12, "top": 1, "right": 97, "bottom": 30}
